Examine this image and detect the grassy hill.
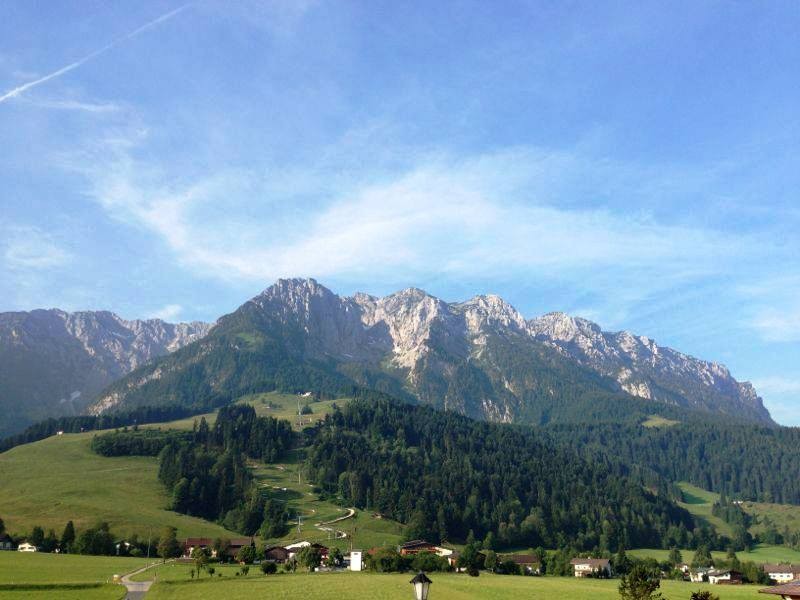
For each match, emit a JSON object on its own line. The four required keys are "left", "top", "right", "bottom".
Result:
{"left": 0, "top": 431, "right": 238, "bottom": 539}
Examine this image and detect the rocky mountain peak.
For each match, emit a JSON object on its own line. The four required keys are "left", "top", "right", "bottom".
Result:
{"left": 457, "top": 294, "right": 526, "bottom": 334}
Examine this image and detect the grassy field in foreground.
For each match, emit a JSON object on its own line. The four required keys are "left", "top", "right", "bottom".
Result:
{"left": 0, "top": 432, "right": 239, "bottom": 539}
{"left": 0, "top": 552, "right": 153, "bottom": 584}
{"left": 145, "top": 571, "right": 766, "bottom": 600}
{"left": 629, "top": 544, "right": 800, "bottom": 565}
{"left": 0, "top": 552, "right": 148, "bottom": 600}
{"left": 0, "top": 583, "right": 126, "bottom": 600}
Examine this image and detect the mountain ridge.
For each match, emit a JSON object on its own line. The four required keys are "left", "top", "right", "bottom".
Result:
{"left": 88, "top": 278, "right": 772, "bottom": 425}
{"left": 0, "top": 308, "right": 212, "bottom": 436}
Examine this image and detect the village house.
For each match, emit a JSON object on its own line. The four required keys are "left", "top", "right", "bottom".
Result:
{"left": 285, "top": 541, "right": 329, "bottom": 561}
{"left": 690, "top": 568, "right": 711, "bottom": 583}
{"left": 228, "top": 538, "right": 255, "bottom": 559}
{"left": 262, "top": 545, "right": 290, "bottom": 564}
{"left": 760, "top": 581, "right": 800, "bottom": 599}
{"left": 17, "top": 542, "right": 37, "bottom": 552}
{"left": 570, "top": 557, "right": 612, "bottom": 578}
{"left": 398, "top": 540, "right": 438, "bottom": 556}
{"left": 763, "top": 564, "right": 800, "bottom": 584}
{"left": 502, "top": 554, "right": 542, "bottom": 574}
{"left": 182, "top": 537, "right": 254, "bottom": 560}
{"left": 708, "top": 569, "right": 743, "bottom": 585}
{"left": 182, "top": 537, "right": 214, "bottom": 558}
{"left": 0, "top": 539, "right": 14, "bottom": 551}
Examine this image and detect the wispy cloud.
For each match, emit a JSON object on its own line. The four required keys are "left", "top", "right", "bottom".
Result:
{"left": 0, "top": 4, "right": 191, "bottom": 104}
{"left": 69, "top": 131, "right": 765, "bottom": 326}
{"left": 750, "top": 306, "right": 800, "bottom": 343}
{"left": 147, "top": 303, "right": 183, "bottom": 321}
{"left": 2, "top": 226, "right": 72, "bottom": 269}
{"left": 20, "top": 97, "right": 121, "bottom": 113}
{"left": 752, "top": 376, "right": 800, "bottom": 395}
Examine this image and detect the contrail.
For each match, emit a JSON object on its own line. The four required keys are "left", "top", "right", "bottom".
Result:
{"left": 0, "top": 4, "right": 191, "bottom": 104}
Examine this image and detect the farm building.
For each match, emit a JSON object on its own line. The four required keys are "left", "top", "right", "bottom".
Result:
{"left": 708, "top": 569, "right": 742, "bottom": 585}
{"left": 17, "top": 542, "right": 37, "bottom": 552}
{"left": 570, "top": 557, "right": 612, "bottom": 578}
{"left": 763, "top": 564, "right": 800, "bottom": 584}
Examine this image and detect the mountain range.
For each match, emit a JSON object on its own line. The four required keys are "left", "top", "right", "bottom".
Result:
{"left": 0, "top": 309, "right": 210, "bottom": 436}
{"left": 80, "top": 278, "right": 771, "bottom": 427}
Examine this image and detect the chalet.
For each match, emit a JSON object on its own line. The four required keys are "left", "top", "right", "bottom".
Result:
{"left": 263, "top": 546, "right": 290, "bottom": 564}
{"left": 285, "top": 541, "right": 328, "bottom": 560}
{"left": 760, "top": 581, "right": 800, "bottom": 599}
{"left": 502, "top": 554, "right": 542, "bottom": 575}
{"left": 17, "top": 542, "right": 37, "bottom": 552}
{"left": 708, "top": 569, "right": 743, "bottom": 585}
{"left": 570, "top": 557, "right": 612, "bottom": 578}
{"left": 763, "top": 564, "right": 800, "bottom": 584}
{"left": 690, "top": 568, "right": 711, "bottom": 583}
{"left": 183, "top": 538, "right": 214, "bottom": 558}
{"left": 229, "top": 538, "right": 254, "bottom": 554}
{"left": 399, "top": 540, "right": 438, "bottom": 556}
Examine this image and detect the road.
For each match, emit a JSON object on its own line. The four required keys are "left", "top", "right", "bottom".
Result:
{"left": 120, "top": 560, "right": 165, "bottom": 599}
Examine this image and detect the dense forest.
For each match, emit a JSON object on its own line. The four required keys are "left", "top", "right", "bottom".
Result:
{"left": 305, "top": 395, "right": 695, "bottom": 551}
{"left": 544, "top": 421, "right": 800, "bottom": 504}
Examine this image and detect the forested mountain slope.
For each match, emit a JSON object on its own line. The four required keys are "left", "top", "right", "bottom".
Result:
{"left": 89, "top": 278, "right": 772, "bottom": 426}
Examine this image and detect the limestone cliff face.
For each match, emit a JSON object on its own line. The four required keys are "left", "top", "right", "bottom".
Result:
{"left": 85, "top": 278, "right": 772, "bottom": 425}
{"left": 527, "top": 312, "right": 771, "bottom": 422}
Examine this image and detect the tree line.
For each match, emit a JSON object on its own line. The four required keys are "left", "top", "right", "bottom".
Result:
{"left": 0, "top": 404, "right": 200, "bottom": 453}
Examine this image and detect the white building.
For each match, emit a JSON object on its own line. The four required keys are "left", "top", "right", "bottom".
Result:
{"left": 17, "top": 543, "right": 38, "bottom": 552}
{"left": 708, "top": 569, "right": 742, "bottom": 585}
{"left": 350, "top": 550, "right": 363, "bottom": 572}
{"left": 570, "top": 558, "right": 612, "bottom": 578}
{"left": 763, "top": 564, "right": 800, "bottom": 584}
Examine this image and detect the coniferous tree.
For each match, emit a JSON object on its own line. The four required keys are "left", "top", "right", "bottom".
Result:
{"left": 61, "top": 521, "right": 75, "bottom": 552}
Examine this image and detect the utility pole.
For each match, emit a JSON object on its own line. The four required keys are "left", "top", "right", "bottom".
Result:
{"left": 146, "top": 527, "right": 152, "bottom": 561}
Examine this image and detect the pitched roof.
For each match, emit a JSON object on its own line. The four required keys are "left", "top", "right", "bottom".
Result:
{"left": 570, "top": 557, "right": 610, "bottom": 567}
{"left": 400, "top": 540, "right": 435, "bottom": 549}
{"left": 184, "top": 538, "right": 213, "bottom": 546}
{"left": 763, "top": 564, "right": 800, "bottom": 574}
{"left": 228, "top": 538, "right": 253, "bottom": 547}
{"left": 760, "top": 581, "right": 800, "bottom": 596}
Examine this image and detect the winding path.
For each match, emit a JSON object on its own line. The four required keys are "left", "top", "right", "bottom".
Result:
{"left": 314, "top": 508, "right": 356, "bottom": 539}
{"left": 120, "top": 560, "right": 168, "bottom": 600}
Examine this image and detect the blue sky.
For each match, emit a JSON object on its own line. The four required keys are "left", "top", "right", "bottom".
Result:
{"left": 1, "top": 1, "right": 799, "bottom": 423}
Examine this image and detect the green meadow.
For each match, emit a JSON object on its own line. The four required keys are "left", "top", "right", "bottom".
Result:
{"left": 0, "top": 552, "right": 149, "bottom": 599}
{"left": 0, "top": 431, "right": 238, "bottom": 539}
{"left": 144, "top": 571, "right": 767, "bottom": 600}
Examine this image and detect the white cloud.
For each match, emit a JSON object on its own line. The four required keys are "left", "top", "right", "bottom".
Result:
{"left": 2, "top": 226, "right": 72, "bottom": 270}
{"left": 749, "top": 306, "right": 800, "bottom": 343}
{"left": 147, "top": 303, "right": 183, "bottom": 321}
{"left": 752, "top": 376, "right": 800, "bottom": 396}
{"left": 73, "top": 136, "right": 753, "bottom": 296}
